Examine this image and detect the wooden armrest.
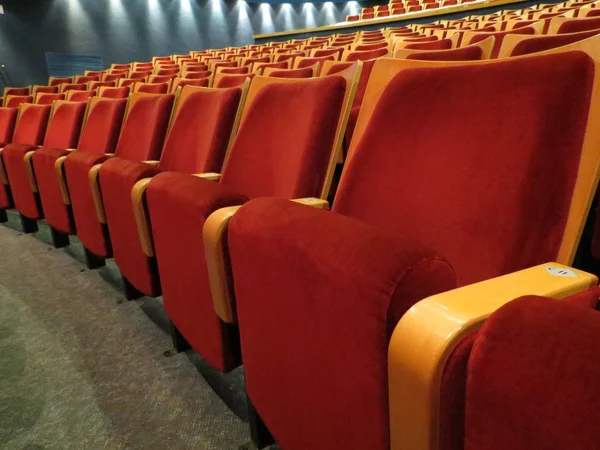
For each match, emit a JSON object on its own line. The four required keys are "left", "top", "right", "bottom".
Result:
{"left": 291, "top": 197, "right": 329, "bottom": 209}
{"left": 55, "top": 156, "right": 70, "bottom": 204}
{"left": 192, "top": 172, "right": 221, "bottom": 181}
{"left": 24, "top": 150, "right": 38, "bottom": 193}
{"left": 388, "top": 263, "right": 598, "bottom": 450}
{"left": 131, "top": 177, "right": 155, "bottom": 257}
{"left": 0, "top": 147, "right": 7, "bottom": 185}
{"left": 143, "top": 160, "right": 160, "bottom": 166}
{"left": 88, "top": 163, "right": 107, "bottom": 223}
{"left": 65, "top": 148, "right": 77, "bottom": 152}
{"left": 205, "top": 197, "right": 330, "bottom": 324}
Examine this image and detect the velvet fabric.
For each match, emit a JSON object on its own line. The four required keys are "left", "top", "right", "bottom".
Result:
{"left": 61, "top": 83, "right": 87, "bottom": 92}
{"left": 98, "top": 87, "right": 130, "bottom": 98}
{"left": 334, "top": 52, "right": 592, "bottom": 286}
{"left": 6, "top": 101, "right": 86, "bottom": 219}
{"left": 67, "top": 90, "right": 96, "bottom": 102}
{"left": 36, "top": 93, "right": 66, "bottom": 105}
{"left": 50, "top": 77, "right": 73, "bottom": 86}
{"left": 33, "top": 86, "right": 60, "bottom": 94}
{"left": 170, "top": 78, "right": 209, "bottom": 92}
{"left": 0, "top": 108, "right": 18, "bottom": 144}
{"left": 215, "top": 74, "right": 255, "bottom": 88}
{"left": 136, "top": 82, "right": 170, "bottom": 94}
{"left": 406, "top": 46, "right": 484, "bottom": 61}
{"left": 69, "top": 95, "right": 172, "bottom": 255}
{"left": 404, "top": 38, "right": 453, "bottom": 50}
{"left": 465, "top": 295, "right": 600, "bottom": 450}
{"left": 266, "top": 67, "right": 314, "bottom": 78}
{"left": 147, "top": 76, "right": 347, "bottom": 371}
{"left": 6, "top": 96, "right": 33, "bottom": 108}
{"left": 101, "top": 86, "right": 242, "bottom": 295}
{"left": 228, "top": 198, "right": 456, "bottom": 450}
{"left": 509, "top": 29, "right": 600, "bottom": 56}
{"left": 467, "top": 26, "right": 536, "bottom": 58}
{"left": 346, "top": 47, "right": 389, "bottom": 61}
{"left": 558, "top": 17, "right": 600, "bottom": 33}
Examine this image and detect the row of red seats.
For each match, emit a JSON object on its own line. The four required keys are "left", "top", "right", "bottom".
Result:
{"left": 3, "top": 2, "right": 600, "bottom": 450}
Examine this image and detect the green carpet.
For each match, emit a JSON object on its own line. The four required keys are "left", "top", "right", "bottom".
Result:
{"left": 0, "top": 213, "right": 270, "bottom": 450}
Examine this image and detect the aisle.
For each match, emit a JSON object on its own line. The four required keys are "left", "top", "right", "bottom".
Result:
{"left": 0, "top": 214, "right": 254, "bottom": 450}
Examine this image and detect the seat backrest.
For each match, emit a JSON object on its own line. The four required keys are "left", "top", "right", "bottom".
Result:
{"left": 220, "top": 68, "right": 359, "bottom": 200}
{"left": 5, "top": 95, "right": 34, "bottom": 108}
{"left": 33, "top": 85, "right": 60, "bottom": 94}
{"left": 499, "top": 29, "right": 600, "bottom": 57}
{"left": 42, "top": 100, "right": 87, "bottom": 148}
{"left": 464, "top": 26, "right": 538, "bottom": 58}
{"left": 12, "top": 104, "right": 52, "bottom": 146}
{"left": 464, "top": 296, "right": 600, "bottom": 450}
{"left": 66, "top": 90, "right": 96, "bottom": 102}
{"left": 77, "top": 98, "right": 127, "bottom": 153}
{"left": 0, "top": 108, "right": 18, "bottom": 143}
{"left": 215, "top": 73, "right": 256, "bottom": 88}
{"left": 337, "top": 53, "right": 600, "bottom": 286}
{"left": 405, "top": 45, "right": 485, "bottom": 61}
{"left": 35, "top": 93, "right": 66, "bottom": 105}
{"left": 98, "top": 86, "right": 131, "bottom": 98}
{"left": 113, "top": 93, "right": 174, "bottom": 161}
{"left": 134, "top": 82, "right": 170, "bottom": 94}
{"left": 49, "top": 76, "right": 73, "bottom": 86}
{"left": 217, "top": 67, "right": 250, "bottom": 75}
{"left": 158, "top": 84, "right": 245, "bottom": 173}
{"left": 4, "top": 87, "right": 30, "bottom": 97}
{"left": 263, "top": 67, "right": 315, "bottom": 78}
{"left": 60, "top": 83, "right": 88, "bottom": 93}
{"left": 89, "top": 81, "right": 117, "bottom": 91}
{"left": 325, "top": 59, "right": 376, "bottom": 109}
{"left": 404, "top": 38, "right": 453, "bottom": 51}
{"left": 170, "top": 77, "right": 209, "bottom": 92}
{"left": 551, "top": 16, "right": 600, "bottom": 33}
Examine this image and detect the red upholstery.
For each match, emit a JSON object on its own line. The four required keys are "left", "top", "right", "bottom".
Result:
{"left": 35, "top": 99, "right": 127, "bottom": 234}
{"left": 50, "top": 77, "right": 73, "bottom": 86}
{"left": 215, "top": 74, "right": 255, "bottom": 88}
{"left": 403, "top": 35, "right": 440, "bottom": 43}
{"left": 61, "top": 83, "right": 87, "bottom": 92}
{"left": 156, "top": 67, "right": 180, "bottom": 76}
{"left": 183, "top": 71, "right": 212, "bottom": 79}
{"left": 6, "top": 96, "right": 33, "bottom": 108}
{"left": 345, "top": 47, "right": 389, "bottom": 61}
{"left": 228, "top": 198, "right": 456, "bottom": 450}
{"left": 36, "top": 93, "right": 66, "bottom": 105}
{"left": 8, "top": 101, "right": 86, "bottom": 219}
{"left": 67, "top": 90, "right": 96, "bottom": 101}
{"left": 34, "top": 86, "right": 60, "bottom": 94}
{"left": 557, "top": 16, "right": 600, "bottom": 33}
{"left": 69, "top": 94, "right": 173, "bottom": 256}
{"left": 254, "top": 62, "right": 288, "bottom": 73}
{"left": 297, "top": 56, "right": 335, "bottom": 75}
{"left": 170, "top": 77, "right": 209, "bottom": 92}
{"left": 406, "top": 45, "right": 484, "bottom": 61}
{"left": 149, "top": 75, "right": 176, "bottom": 84}
{"left": 404, "top": 38, "right": 453, "bottom": 50}
{"left": 104, "top": 73, "right": 126, "bottom": 82}
{"left": 0, "top": 108, "right": 18, "bottom": 144}
{"left": 266, "top": 67, "right": 314, "bottom": 78}
{"left": 146, "top": 76, "right": 347, "bottom": 371}
{"left": 75, "top": 75, "right": 99, "bottom": 84}
{"left": 464, "top": 296, "right": 600, "bottom": 450}
{"left": 2, "top": 105, "right": 53, "bottom": 218}
{"left": 100, "top": 86, "right": 242, "bottom": 295}
{"left": 219, "top": 67, "right": 250, "bottom": 75}
{"left": 129, "top": 71, "right": 152, "bottom": 80}
{"left": 136, "top": 82, "right": 170, "bottom": 94}
{"left": 509, "top": 29, "right": 600, "bottom": 56}
{"left": 5, "top": 88, "right": 30, "bottom": 96}
{"left": 226, "top": 52, "right": 595, "bottom": 450}
{"left": 354, "top": 41, "right": 390, "bottom": 51}
{"left": 467, "top": 26, "right": 536, "bottom": 58}
{"left": 99, "top": 86, "right": 130, "bottom": 98}
{"left": 242, "top": 56, "right": 270, "bottom": 67}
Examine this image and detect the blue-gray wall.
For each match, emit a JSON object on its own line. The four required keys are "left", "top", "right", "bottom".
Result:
{"left": 0, "top": 0, "right": 375, "bottom": 86}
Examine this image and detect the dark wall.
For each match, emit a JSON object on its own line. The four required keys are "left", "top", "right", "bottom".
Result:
{"left": 0, "top": 0, "right": 374, "bottom": 86}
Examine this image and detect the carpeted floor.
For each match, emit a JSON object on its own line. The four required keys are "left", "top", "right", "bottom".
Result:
{"left": 0, "top": 211, "right": 274, "bottom": 450}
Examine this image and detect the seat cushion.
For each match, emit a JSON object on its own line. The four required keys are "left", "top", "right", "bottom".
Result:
{"left": 100, "top": 158, "right": 161, "bottom": 295}
{"left": 33, "top": 147, "right": 73, "bottom": 234}
{"left": 2, "top": 143, "right": 41, "bottom": 219}
{"left": 146, "top": 172, "right": 248, "bottom": 371}
{"left": 64, "top": 151, "right": 111, "bottom": 257}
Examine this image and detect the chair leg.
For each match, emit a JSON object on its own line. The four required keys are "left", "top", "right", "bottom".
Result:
{"left": 247, "top": 395, "right": 274, "bottom": 449}
{"left": 50, "top": 227, "right": 70, "bottom": 248}
{"left": 122, "top": 274, "right": 143, "bottom": 301}
{"left": 19, "top": 214, "right": 38, "bottom": 234}
{"left": 169, "top": 320, "right": 191, "bottom": 353}
{"left": 0, "top": 209, "right": 7, "bottom": 223}
{"left": 83, "top": 247, "right": 105, "bottom": 270}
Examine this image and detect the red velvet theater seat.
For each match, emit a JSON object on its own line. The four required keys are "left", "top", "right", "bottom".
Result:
{"left": 345, "top": 47, "right": 390, "bottom": 61}
{"left": 134, "top": 82, "right": 170, "bottom": 94}
{"left": 263, "top": 67, "right": 315, "bottom": 78}
{"left": 5, "top": 95, "right": 34, "bottom": 108}
{"left": 66, "top": 90, "right": 96, "bottom": 102}
{"left": 32, "top": 85, "right": 60, "bottom": 94}
{"left": 463, "top": 26, "right": 537, "bottom": 58}
{"left": 225, "top": 52, "right": 600, "bottom": 450}
{"left": 0, "top": 104, "right": 53, "bottom": 230}
{"left": 404, "top": 38, "right": 453, "bottom": 51}
{"left": 98, "top": 86, "right": 131, "bottom": 98}
{"left": 33, "top": 98, "right": 127, "bottom": 243}
{"left": 65, "top": 93, "right": 174, "bottom": 266}
{"left": 215, "top": 74, "right": 256, "bottom": 88}
{"left": 552, "top": 16, "right": 600, "bottom": 34}
{"left": 461, "top": 295, "right": 600, "bottom": 450}
{"left": 49, "top": 76, "right": 74, "bottom": 86}
{"left": 406, "top": 45, "right": 486, "bottom": 61}
{"left": 60, "top": 83, "right": 88, "bottom": 93}
{"left": 99, "top": 85, "right": 244, "bottom": 298}
{"left": 35, "top": 93, "right": 66, "bottom": 105}
{"left": 498, "top": 29, "right": 600, "bottom": 57}
{"left": 145, "top": 68, "right": 359, "bottom": 372}
{"left": 0, "top": 107, "right": 19, "bottom": 221}
{"left": 3, "top": 101, "right": 87, "bottom": 232}
{"left": 170, "top": 77, "right": 210, "bottom": 93}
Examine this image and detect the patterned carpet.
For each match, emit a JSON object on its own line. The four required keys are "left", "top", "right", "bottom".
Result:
{"left": 0, "top": 211, "right": 272, "bottom": 450}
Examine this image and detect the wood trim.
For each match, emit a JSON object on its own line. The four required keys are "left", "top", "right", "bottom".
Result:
{"left": 388, "top": 263, "right": 597, "bottom": 450}
{"left": 131, "top": 177, "right": 155, "bottom": 257}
